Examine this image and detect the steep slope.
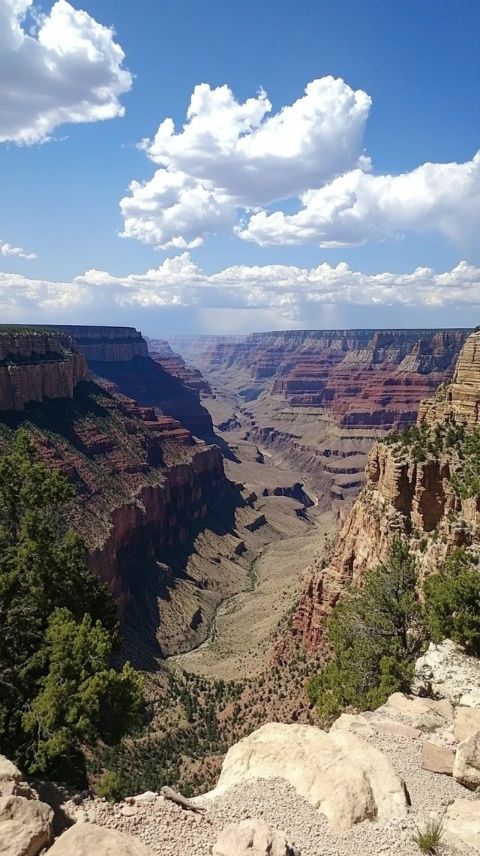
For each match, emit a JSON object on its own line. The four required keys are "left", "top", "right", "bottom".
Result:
{"left": 288, "top": 329, "right": 480, "bottom": 652}
{"left": 170, "top": 329, "right": 468, "bottom": 509}
{"left": 0, "top": 328, "right": 89, "bottom": 409}
{"left": 147, "top": 338, "right": 212, "bottom": 396}
{"left": 51, "top": 325, "right": 215, "bottom": 440}
{"left": 0, "top": 328, "right": 242, "bottom": 664}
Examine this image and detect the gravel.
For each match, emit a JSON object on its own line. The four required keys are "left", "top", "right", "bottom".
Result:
{"left": 67, "top": 727, "right": 478, "bottom": 855}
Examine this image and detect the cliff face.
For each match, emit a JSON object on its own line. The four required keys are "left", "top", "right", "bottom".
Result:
{"left": 146, "top": 338, "right": 212, "bottom": 396}
{"left": 171, "top": 329, "right": 468, "bottom": 429}
{"left": 0, "top": 330, "right": 89, "bottom": 411}
{"left": 0, "top": 364, "right": 227, "bottom": 650}
{"left": 288, "top": 330, "right": 480, "bottom": 653}
{"left": 51, "top": 326, "right": 215, "bottom": 440}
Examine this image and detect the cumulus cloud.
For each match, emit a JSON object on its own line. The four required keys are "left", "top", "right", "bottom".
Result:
{"left": 120, "top": 77, "right": 371, "bottom": 248}
{"left": 239, "top": 152, "right": 480, "bottom": 246}
{"left": 0, "top": 240, "right": 37, "bottom": 259}
{"left": 121, "top": 75, "right": 480, "bottom": 250}
{"left": 0, "top": 0, "right": 132, "bottom": 145}
{"left": 1, "top": 256, "right": 479, "bottom": 327}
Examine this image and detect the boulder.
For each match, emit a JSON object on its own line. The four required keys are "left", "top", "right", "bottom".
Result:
{"left": 455, "top": 708, "right": 480, "bottom": 742}
{"left": 206, "top": 722, "right": 408, "bottom": 832}
{"left": 330, "top": 713, "right": 375, "bottom": 737}
{"left": 0, "top": 794, "right": 53, "bottom": 856}
{"left": 0, "top": 756, "right": 36, "bottom": 800}
{"left": 414, "top": 640, "right": 480, "bottom": 708}
{"left": 421, "top": 742, "right": 454, "bottom": 775}
{"left": 47, "top": 822, "right": 154, "bottom": 855}
{"left": 376, "top": 692, "right": 452, "bottom": 732}
{"left": 453, "top": 732, "right": 480, "bottom": 789}
{"left": 444, "top": 799, "right": 480, "bottom": 851}
{"left": 213, "top": 819, "right": 300, "bottom": 856}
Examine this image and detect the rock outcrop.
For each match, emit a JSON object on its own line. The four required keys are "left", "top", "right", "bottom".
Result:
{"left": 52, "top": 326, "right": 215, "bottom": 440}
{"left": 205, "top": 722, "right": 408, "bottom": 831}
{"left": 171, "top": 329, "right": 468, "bottom": 429}
{"left": 147, "top": 338, "right": 212, "bottom": 396}
{"left": 47, "top": 823, "right": 155, "bottom": 855}
{"left": 0, "top": 330, "right": 88, "bottom": 411}
{"left": 0, "top": 754, "right": 53, "bottom": 856}
{"left": 212, "top": 819, "right": 300, "bottom": 856}
{"left": 288, "top": 330, "right": 480, "bottom": 652}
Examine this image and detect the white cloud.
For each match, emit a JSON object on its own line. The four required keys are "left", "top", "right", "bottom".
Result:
{"left": 121, "top": 75, "right": 480, "bottom": 251}
{"left": 120, "top": 77, "right": 371, "bottom": 248}
{"left": 0, "top": 240, "right": 37, "bottom": 259}
{"left": 0, "top": 0, "right": 132, "bottom": 145}
{"left": 239, "top": 153, "right": 480, "bottom": 246}
{"left": 1, "top": 256, "right": 479, "bottom": 327}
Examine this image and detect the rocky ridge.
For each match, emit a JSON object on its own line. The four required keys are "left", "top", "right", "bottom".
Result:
{"left": 0, "top": 329, "right": 89, "bottom": 411}
{"left": 288, "top": 329, "right": 480, "bottom": 652}
{"left": 50, "top": 325, "right": 215, "bottom": 440}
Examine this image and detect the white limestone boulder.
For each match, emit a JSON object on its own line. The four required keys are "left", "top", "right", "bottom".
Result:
{"left": 213, "top": 819, "right": 300, "bottom": 856}
{"left": 455, "top": 708, "right": 480, "bottom": 742}
{"left": 0, "top": 794, "right": 53, "bottom": 856}
{"left": 414, "top": 640, "right": 480, "bottom": 708}
{"left": 205, "top": 722, "right": 408, "bottom": 832}
{"left": 444, "top": 799, "right": 480, "bottom": 851}
{"left": 453, "top": 732, "right": 480, "bottom": 789}
{"left": 47, "top": 822, "right": 155, "bottom": 855}
{"left": 375, "top": 692, "right": 452, "bottom": 732}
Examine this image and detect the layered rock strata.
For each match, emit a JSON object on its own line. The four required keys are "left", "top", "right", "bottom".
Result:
{"left": 0, "top": 329, "right": 88, "bottom": 411}
{"left": 51, "top": 326, "right": 215, "bottom": 440}
{"left": 147, "top": 338, "right": 212, "bottom": 396}
{"left": 171, "top": 329, "right": 468, "bottom": 429}
{"left": 288, "top": 330, "right": 480, "bottom": 652}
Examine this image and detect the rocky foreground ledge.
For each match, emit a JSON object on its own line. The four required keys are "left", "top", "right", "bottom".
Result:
{"left": 2, "top": 641, "right": 480, "bottom": 856}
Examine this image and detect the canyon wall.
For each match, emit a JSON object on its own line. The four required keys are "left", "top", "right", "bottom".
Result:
{"left": 146, "top": 338, "right": 212, "bottom": 396}
{"left": 287, "top": 330, "right": 480, "bottom": 654}
{"left": 0, "top": 329, "right": 89, "bottom": 411}
{"left": 0, "top": 329, "right": 230, "bottom": 659}
{"left": 51, "top": 325, "right": 215, "bottom": 440}
{"left": 171, "top": 329, "right": 469, "bottom": 429}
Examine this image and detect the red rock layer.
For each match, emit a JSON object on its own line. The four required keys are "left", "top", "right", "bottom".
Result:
{"left": 0, "top": 330, "right": 89, "bottom": 411}
{"left": 286, "top": 330, "right": 480, "bottom": 655}
{"left": 146, "top": 338, "right": 212, "bottom": 396}
{"left": 51, "top": 326, "right": 215, "bottom": 440}
{"left": 171, "top": 329, "right": 469, "bottom": 429}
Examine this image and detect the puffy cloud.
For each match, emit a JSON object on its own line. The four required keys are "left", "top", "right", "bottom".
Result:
{"left": 0, "top": 0, "right": 132, "bottom": 145}
{"left": 121, "top": 74, "right": 480, "bottom": 251}
{"left": 0, "top": 240, "right": 37, "bottom": 259}
{"left": 239, "top": 153, "right": 480, "bottom": 246}
{"left": 1, "top": 256, "right": 479, "bottom": 328}
{"left": 120, "top": 77, "right": 371, "bottom": 248}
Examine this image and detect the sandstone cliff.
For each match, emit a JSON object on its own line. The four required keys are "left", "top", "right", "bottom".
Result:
{"left": 0, "top": 329, "right": 89, "bottom": 411}
{"left": 147, "top": 338, "right": 212, "bottom": 396}
{"left": 171, "top": 329, "right": 469, "bottom": 430}
{"left": 288, "top": 330, "right": 480, "bottom": 652}
{"left": 52, "top": 326, "right": 215, "bottom": 440}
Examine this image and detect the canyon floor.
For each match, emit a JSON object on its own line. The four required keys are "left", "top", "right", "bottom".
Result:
{"left": 167, "top": 380, "right": 335, "bottom": 681}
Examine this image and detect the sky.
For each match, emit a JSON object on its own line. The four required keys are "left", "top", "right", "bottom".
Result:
{"left": 1, "top": 0, "right": 480, "bottom": 335}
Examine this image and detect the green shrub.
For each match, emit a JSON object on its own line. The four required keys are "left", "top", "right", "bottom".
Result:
{"left": 95, "top": 770, "right": 124, "bottom": 802}
{"left": 424, "top": 548, "right": 480, "bottom": 655}
{"left": 308, "top": 540, "right": 425, "bottom": 725}
{"left": 0, "top": 431, "right": 144, "bottom": 783}
{"left": 412, "top": 817, "right": 444, "bottom": 853}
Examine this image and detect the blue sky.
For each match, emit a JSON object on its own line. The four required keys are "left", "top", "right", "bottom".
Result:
{"left": 1, "top": 0, "right": 480, "bottom": 333}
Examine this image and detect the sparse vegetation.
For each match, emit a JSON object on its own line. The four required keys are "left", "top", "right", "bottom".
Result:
{"left": 412, "top": 816, "right": 444, "bottom": 854}
{"left": 0, "top": 431, "right": 144, "bottom": 785}
{"left": 424, "top": 548, "right": 480, "bottom": 655}
{"left": 308, "top": 540, "right": 426, "bottom": 725}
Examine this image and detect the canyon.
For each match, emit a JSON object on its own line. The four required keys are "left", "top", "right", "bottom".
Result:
{"left": 170, "top": 329, "right": 469, "bottom": 509}
{"left": 288, "top": 328, "right": 480, "bottom": 656}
